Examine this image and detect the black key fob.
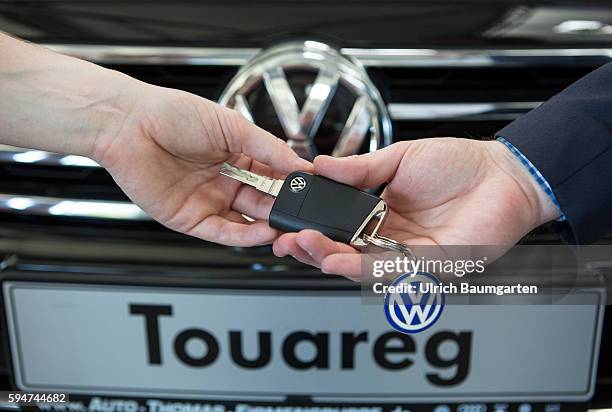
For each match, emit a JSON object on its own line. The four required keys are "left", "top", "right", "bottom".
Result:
{"left": 269, "top": 171, "right": 387, "bottom": 246}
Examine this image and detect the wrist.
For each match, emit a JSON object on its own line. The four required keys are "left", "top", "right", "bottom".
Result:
{"left": 0, "top": 33, "right": 144, "bottom": 159}
{"left": 485, "top": 140, "right": 561, "bottom": 229}
{"left": 88, "top": 69, "right": 146, "bottom": 162}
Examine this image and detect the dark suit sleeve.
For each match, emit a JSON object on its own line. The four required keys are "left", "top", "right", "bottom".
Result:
{"left": 496, "top": 62, "right": 612, "bottom": 244}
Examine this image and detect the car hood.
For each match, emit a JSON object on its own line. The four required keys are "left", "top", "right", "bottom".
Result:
{"left": 1, "top": 1, "right": 612, "bottom": 48}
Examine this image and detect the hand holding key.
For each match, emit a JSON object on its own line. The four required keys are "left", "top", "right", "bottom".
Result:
{"left": 273, "top": 138, "right": 561, "bottom": 277}
{"left": 0, "top": 33, "right": 312, "bottom": 247}
{"left": 94, "top": 86, "right": 312, "bottom": 247}
{"left": 220, "top": 163, "right": 401, "bottom": 251}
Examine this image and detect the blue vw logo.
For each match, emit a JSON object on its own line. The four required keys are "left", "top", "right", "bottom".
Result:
{"left": 384, "top": 272, "right": 445, "bottom": 334}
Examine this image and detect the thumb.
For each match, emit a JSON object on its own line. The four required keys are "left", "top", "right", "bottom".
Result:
{"left": 222, "top": 106, "right": 313, "bottom": 174}
{"left": 313, "top": 142, "right": 408, "bottom": 189}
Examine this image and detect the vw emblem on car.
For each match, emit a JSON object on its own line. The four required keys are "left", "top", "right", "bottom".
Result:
{"left": 384, "top": 272, "right": 445, "bottom": 334}
{"left": 219, "top": 41, "right": 392, "bottom": 160}
{"left": 289, "top": 176, "right": 307, "bottom": 193}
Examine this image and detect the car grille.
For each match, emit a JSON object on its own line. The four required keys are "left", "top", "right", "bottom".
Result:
{"left": 0, "top": 45, "right": 610, "bottom": 243}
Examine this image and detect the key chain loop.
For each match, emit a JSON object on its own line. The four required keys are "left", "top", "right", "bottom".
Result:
{"left": 362, "top": 233, "right": 416, "bottom": 261}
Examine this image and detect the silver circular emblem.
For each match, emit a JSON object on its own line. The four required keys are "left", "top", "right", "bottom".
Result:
{"left": 289, "top": 176, "right": 307, "bottom": 193}
{"left": 219, "top": 41, "right": 392, "bottom": 161}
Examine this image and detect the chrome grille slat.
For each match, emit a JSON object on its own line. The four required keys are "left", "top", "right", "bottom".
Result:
{"left": 0, "top": 145, "right": 99, "bottom": 167}
{"left": 43, "top": 44, "right": 259, "bottom": 66}
{"left": 388, "top": 101, "right": 541, "bottom": 121}
{"left": 42, "top": 44, "right": 612, "bottom": 67}
{"left": 0, "top": 194, "right": 148, "bottom": 220}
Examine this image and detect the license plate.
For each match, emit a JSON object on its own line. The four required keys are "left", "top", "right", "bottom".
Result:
{"left": 1, "top": 280, "right": 604, "bottom": 403}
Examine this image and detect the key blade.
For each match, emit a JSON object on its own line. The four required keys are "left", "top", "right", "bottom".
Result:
{"left": 219, "top": 162, "right": 260, "bottom": 186}
{"left": 261, "top": 178, "right": 284, "bottom": 197}
{"left": 219, "top": 163, "right": 283, "bottom": 197}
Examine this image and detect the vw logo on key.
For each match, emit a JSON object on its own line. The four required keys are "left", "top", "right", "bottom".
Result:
{"left": 384, "top": 272, "right": 445, "bottom": 334}
{"left": 289, "top": 176, "right": 307, "bottom": 193}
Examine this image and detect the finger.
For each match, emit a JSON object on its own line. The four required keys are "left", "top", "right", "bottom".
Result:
{"left": 289, "top": 246, "right": 319, "bottom": 267}
{"left": 224, "top": 210, "right": 249, "bottom": 223}
{"left": 274, "top": 230, "right": 360, "bottom": 272}
{"left": 272, "top": 233, "right": 319, "bottom": 267}
{"left": 189, "top": 215, "right": 278, "bottom": 247}
{"left": 320, "top": 253, "right": 362, "bottom": 277}
{"left": 273, "top": 233, "right": 306, "bottom": 258}
{"left": 272, "top": 233, "right": 292, "bottom": 257}
{"left": 222, "top": 107, "right": 314, "bottom": 174}
{"left": 294, "top": 229, "right": 357, "bottom": 263}
{"left": 313, "top": 142, "right": 408, "bottom": 189}
{"left": 249, "top": 159, "right": 286, "bottom": 180}
{"left": 232, "top": 185, "right": 274, "bottom": 220}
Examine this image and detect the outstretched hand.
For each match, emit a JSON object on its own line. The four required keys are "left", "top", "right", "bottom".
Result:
{"left": 272, "top": 138, "right": 560, "bottom": 276}
{"left": 93, "top": 85, "right": 312, "bottom": 246}
{"left": 1, "top": 33, "right": 312, "bottom": 247}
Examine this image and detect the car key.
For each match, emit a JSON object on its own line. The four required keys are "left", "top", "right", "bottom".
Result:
{"left": 219, "top": 163, "right": 414, "bottom": 257}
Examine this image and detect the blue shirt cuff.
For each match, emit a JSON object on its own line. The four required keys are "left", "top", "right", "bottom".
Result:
{"left": 496, "top": 136, "right": 566, "bottom": 222}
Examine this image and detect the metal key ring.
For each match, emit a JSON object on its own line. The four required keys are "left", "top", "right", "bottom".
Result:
{"left": 362, "top": 233, "right": 416, "bottom": 261}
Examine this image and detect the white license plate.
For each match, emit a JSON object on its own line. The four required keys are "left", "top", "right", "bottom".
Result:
{"left": 1, "top": 280, "right": 604, "bottom": 403}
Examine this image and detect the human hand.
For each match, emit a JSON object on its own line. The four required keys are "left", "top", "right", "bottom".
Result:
{"left": 272, "top": 138, "right": 560, "bottom": 276}
{"left": 0, "top": 33, "right": 311, "bottom": 246}
{"left": 92, "top": 84, "right": 311, "bottom": 246}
